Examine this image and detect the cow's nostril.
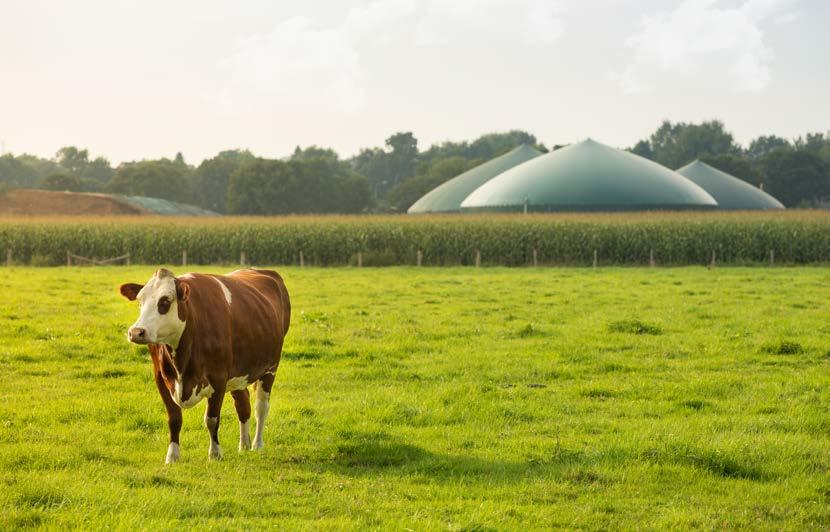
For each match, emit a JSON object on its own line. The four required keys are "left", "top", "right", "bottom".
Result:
{"left": 129, "top": 327, "right": 148, "bottom": 341}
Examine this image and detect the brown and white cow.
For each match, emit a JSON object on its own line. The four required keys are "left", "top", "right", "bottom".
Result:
{"left": 119, "top": 268, "right": 290, "bottom": 463}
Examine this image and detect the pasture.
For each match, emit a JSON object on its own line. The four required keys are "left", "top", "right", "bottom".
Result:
{"left": 0, "top": 266, "right": 828, "bottom": 529}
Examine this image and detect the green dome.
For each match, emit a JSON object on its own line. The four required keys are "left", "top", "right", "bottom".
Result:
{"left": 407, "top": 144, "right": 542, "bottom": 213}
{"left": 460, "top": 139, "right": 718, "bottom": 212}
{"left": 676, "top": 160, "right": 784, "bottom": 210}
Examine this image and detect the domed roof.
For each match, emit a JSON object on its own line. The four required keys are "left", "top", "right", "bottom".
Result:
{"left": 676, "top": 160, "right": 784, "bottom": 210}
{"left": 407, "top": 144, "right": 542, "bottom": 213}
{"left": 460, "top": 139, "right": 718, "bottom": 212}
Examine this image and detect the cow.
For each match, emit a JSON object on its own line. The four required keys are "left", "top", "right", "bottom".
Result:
{"left": 118, "top": 268, "right": 290, "bottom": 463}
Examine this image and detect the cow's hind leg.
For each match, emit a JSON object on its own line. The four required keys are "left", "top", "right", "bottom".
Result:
{"left": 154, "top": 371, "right": 182, "bottom": 464}
{"left": 252, "top": 373, "right": 274, "bottom": 450}
{"left": 232, "top": 389, "right": 252, "bottom": 451}
{"left": 204, "top": 382, "right": 226, "bottom": 460}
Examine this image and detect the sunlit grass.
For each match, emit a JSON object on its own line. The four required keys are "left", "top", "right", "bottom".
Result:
{"left": 0, "top": 266, "right": 828, "bottom": 529}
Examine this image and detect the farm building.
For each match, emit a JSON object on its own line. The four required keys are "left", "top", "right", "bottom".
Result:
{"left": 0, "top": 189, "right": 217, "bottom": 216}
{"left": 460, "top": 139, "right": 718, "bottom": 212}
{"left": 676, "top": 160, "right": 784, "bottom": 210}
{"left": 407, "top": 144, "right": 542, "bottom": 213}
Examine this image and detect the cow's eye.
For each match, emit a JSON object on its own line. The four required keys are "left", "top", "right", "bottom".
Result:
{"left": 157, "top": 296, "right": 171, "bottom": 315}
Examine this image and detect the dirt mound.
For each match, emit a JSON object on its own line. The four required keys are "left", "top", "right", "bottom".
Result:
{"left": 0, "top": 189, "right": 150, "bottom": 216}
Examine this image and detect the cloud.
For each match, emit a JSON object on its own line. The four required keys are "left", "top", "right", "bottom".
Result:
{"left": 218, "top": 0, "right": 565, "bottom": 113}
{"left": 619, "top": 0, "right": 797, "bottom": 94}
{"left": 415, "top": 0, "right": 564, "bottom": 46}
{"left": 218, "top": 15, "right": 368, "bottom": 113}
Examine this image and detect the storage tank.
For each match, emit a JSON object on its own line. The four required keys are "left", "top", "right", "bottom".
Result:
{"left": 460, "top": 139, "right": 717, "bottom": 212}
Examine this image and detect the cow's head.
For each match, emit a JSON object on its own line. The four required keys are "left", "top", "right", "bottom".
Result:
{"left": 119, "top": 268, "right": 190, "bottom": 346}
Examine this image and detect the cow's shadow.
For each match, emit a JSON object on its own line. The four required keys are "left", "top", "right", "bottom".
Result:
{"left": 315, "top": 431, "right": 583, "bottom": 482}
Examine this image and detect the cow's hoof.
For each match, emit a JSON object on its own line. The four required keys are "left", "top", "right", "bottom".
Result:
{"left": 251, "top": 440, "right": 264, "bottom": 451}
{"left": 239, "top": 441, "right": 252, "bottom": 452}
{"left": 208, "top": 445, "right": 224, "bottom": 461}
{"left": 165, "top": 443, "right": 180, "bottom": 464}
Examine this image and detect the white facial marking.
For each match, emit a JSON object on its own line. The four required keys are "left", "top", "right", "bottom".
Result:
{"left": 205, "top": 415, "right": 223, "bottom": 460}
{"left": 239, "top": 420, "right": 251, "bottom": 451}
{"left": 213, "top": 277, "right": 232, "bottom": 305}
{"left": 165, "top": 442, "right": 180, "bottom": 464}
{"left": 226, "top": 375, "right": 249, "bottom": 391}
{"left": 131, "top": 272, "right": 186, "bottom": 347}
{"left": 174, "top": 380, "right": 214, "bottom": 409}
{"left": 253, "top": 386, "right": 270, "bottom": 450}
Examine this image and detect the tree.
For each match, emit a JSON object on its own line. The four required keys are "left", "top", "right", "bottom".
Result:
{"left": 351, "top": 147, "right": 390, "bottom": 199}
{"left": 350, "top": 132, "right": 418, "bottom": 201}
{"left": 747, "top": 135, "right": 790, "bottom": 159}
{"left": 228, "top": 157, "right": 373, "bottom": 215}
{"left": 385, "top": 131, "right": 418, "bottom": 187}
{"left": 40, "top": 172, "right": 83, "bottom": 191}
{"left": 291, "top": 145, "right": 339, "bottom": 162}
{"left": 334, "top": 171, "right": 374, "bottom": 213}
{"left": 385, "top": 156, "right": 477, "bottom": 212}
{"left": 55, "top": 146, "right": 89, "bottom": 175}
{"left": 192, "top": 150, "right": 254, "bottom": 213}
{"left": 638, "top": 120, "right": 739, "bottom": 169}
{"left": 293, "top": 158, "right": 373, "bottom": 213}
{"left": 109, "top": 159, "right": 192, "bottom": 202}
{"left": 0, "top": 154, "right": 36, "bottom": 189}
{"left": 467, "top": 130, "right": 542, "bottom": 160}
{"left": 227, "top": 159, "right": 283, "bottom": 215}
{"left": 794, "top": 132, "right": 830, "bottom": 164}
{"left": 85, "top": 157, "right": 114, "bottom": 183}
{"left": 629, "top": 140, "right": 654, "bottom": 160}
{"left": 55, "top": 146, "right": 113, "bottom": 183}
{"left": 760, "top": 149, "right": 830, "bottom": 207}
{"left": 417, "top": 130, "right": 544, "bottom": 167}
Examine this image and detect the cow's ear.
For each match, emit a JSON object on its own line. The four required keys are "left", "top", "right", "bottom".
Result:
{"left": 119, "top": 283, "right": 143, "bottom": 301}
{"left": 175, "top": 279, "right": 190, "bottom": 302}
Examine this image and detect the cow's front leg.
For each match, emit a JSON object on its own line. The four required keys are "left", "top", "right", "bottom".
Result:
{"left": 204, "top": 382, "right": 226, "bottom": 461}
{"left": 232, "top": 389, "right": 252, "bottom": 451}
{"left": 154, "top": 371, "right": 182, "bottom": 464}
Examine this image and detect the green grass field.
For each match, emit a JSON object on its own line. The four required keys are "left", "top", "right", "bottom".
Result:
{"left": 1, "top": 266, "right": 828, "bottom": 529}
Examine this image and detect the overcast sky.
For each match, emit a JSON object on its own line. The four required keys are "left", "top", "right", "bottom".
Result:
{"left": 1, "top": 0, "right": 827, "bottom": 164}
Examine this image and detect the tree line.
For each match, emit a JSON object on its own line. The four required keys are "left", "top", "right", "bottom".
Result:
{"left": 1, "top": 123, "right": 828, "bottom": 213}
{"left": 629, "top": 121, "right": 830, "bottom": 207}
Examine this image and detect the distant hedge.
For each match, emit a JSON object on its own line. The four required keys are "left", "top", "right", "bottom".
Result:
{"left": 2, "top": 212, "right": 830, "bottom": 266}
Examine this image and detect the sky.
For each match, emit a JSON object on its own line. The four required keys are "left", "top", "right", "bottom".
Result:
{"left": 0, "top": 0, "right": 828, "bottom": 165}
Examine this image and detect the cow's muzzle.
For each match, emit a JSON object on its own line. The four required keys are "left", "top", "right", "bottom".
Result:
{"left": 128, "top": 327, "right": 149, "bottom": 344}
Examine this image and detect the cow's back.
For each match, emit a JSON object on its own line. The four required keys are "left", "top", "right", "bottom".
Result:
{"left": 219, "top": 269, "right": 290, "bottom": 376}
{"left": 226, "top": 269, "right": 290, "bottom": 336}
{"left": 235, "top": 269, "right": 290, "bottom": 334}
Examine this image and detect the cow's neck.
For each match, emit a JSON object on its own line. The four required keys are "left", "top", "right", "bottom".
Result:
{"left": 167, "top": 319, "right": 196, "bottom": 379}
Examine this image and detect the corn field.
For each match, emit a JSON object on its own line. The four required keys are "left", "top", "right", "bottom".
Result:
{"left": 2, "top": 212, "right": 830, "bottom": 266}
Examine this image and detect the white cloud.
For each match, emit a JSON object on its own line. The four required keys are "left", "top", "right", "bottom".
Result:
{"left": 415, "top": 0, "right": 564, "bottom": 46}
{"left": 218, "top": 0, "right": 565, "bottom": 113}
{"left": 620, "top": 0, "right": 797, "bottom": 94}
{"left": 218, "top": 15, "right": 368, "bottom": 113}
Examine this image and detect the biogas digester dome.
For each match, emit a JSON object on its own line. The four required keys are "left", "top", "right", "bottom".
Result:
{"left": 407, "top": 144, "right": 542, "bottom": 213}
{"left": 460, "top": 139, "right": 718, "bottom": 212}
{"left": 676, "top": 160, "right": 784, "bottom": 210}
